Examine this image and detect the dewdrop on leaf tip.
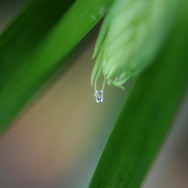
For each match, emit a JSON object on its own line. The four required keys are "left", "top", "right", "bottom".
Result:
{"left": 94, "top": 90, "right": 103, "bottom": 103}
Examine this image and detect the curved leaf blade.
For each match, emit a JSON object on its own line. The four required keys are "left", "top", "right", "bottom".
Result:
{"left": 0, "top": 0, "right": 111, "bottom": 132}
{"left": 89, "top": 2, "right": 188, "bottom": 188}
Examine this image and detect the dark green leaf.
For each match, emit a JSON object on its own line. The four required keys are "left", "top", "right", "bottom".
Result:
{"left": 0, "top": 0, "right": 111, "bottom": 132}
{"left": 89, "top": 2, "right": 188, "bottom": 188}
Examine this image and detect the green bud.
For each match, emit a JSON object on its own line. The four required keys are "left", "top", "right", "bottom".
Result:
{"left": 91, "top": 0, "right": 180, "bottom": 102}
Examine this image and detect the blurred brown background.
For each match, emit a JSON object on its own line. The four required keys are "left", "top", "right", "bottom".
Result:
{"left": 0, "top": 1, "right": 188, "bottom": 188}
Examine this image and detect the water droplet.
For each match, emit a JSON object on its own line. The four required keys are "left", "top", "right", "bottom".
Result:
{"left": 94, "top": 90, "right": 103, "bottom": 103}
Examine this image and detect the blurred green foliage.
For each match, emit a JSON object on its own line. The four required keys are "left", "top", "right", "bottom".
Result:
{"left": 0, "top": 0, "right": 111, "bottom": 132}
{"left": 0, "top": 0, "right": 188, "bottom": 187}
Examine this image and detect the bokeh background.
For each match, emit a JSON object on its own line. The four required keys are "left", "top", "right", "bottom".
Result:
{"left": 0, "top": 0, "right": 188, "bottom": 188}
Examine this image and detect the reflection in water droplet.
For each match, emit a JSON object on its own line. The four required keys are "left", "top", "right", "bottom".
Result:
{"left": 94, "top": 90, "right": 103, "bottom": 103}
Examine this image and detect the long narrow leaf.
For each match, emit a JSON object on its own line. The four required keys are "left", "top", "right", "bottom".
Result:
{"left": 0, "top": 0, "right": 111, "bottom": 132}
{"left": 89, "top": 2, "right": 188, "bottom": 188}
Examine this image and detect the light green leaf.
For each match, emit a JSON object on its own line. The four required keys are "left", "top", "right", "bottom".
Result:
{"left": 91, "top": 0, "right": 181, "bottom": 95}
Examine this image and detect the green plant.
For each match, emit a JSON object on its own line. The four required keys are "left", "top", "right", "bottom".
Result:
{"left": 0, "top": 0, "right": 188, "bottom": 187}
{"left": 91, "top": 0, "right": 179, "bottom": 93}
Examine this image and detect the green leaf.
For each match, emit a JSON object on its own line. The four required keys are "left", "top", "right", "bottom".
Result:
{"left": 89, "top": 2, "right": 188, "bottom": 188}
{"left": 0, "top": 0, "right": 111, "bottom": 132}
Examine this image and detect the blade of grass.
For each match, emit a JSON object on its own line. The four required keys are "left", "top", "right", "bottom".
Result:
{"left": 0, "top": 0, "right": 111, "bottom": 132}
{"left": 89, "top": 2, "right": 188, "bottom": 188}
